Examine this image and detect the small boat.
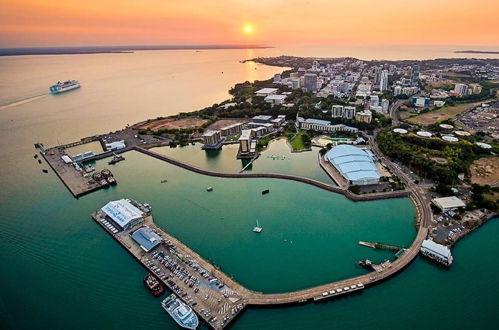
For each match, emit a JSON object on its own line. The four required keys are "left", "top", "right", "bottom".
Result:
{"left": 261, "top": 189, "right": 270, "bottom": 195}
{"left": 42, "top": 169, "right": 48, "bottom": 173}
{"left": 106, "top": 176, "right": 117, "bottom": 185}
{"left": 207, "top": 186, "right": 213, "bottom": 192}
{"left": 253, "top": 220, "right": 262, "bottom": 233}
{"left": 358, "top": 259, "right": 373, "bottom": 270}
{"left": 161, "top": 179, "right": 168, "bottom": 183}
{"left": 108, "top": 154, "right": 125, "bottom": 165}
{"left": 144, "top": 273, "right": 164, "bottom": 297}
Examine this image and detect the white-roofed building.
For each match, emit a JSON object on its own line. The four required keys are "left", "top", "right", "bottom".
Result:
{"left": 255, "top": 88, "right": 278, "bottom": 97}
{"left": 264, "top": 94, "right": 287, "bottom": 105}
{"left": 325, "top": 145, "right": 381, "bottom": 185}
{"left": 101, "top": 199, "right": 144, "bottom": 231}
{"left": 421, "top": 239, "right": 453, "bottom": 266}
{"left": 432, "top": 196, "right": 466, "bottom": 212}
{"left": 105, "top": 140, "right": 126, "bottom": 151}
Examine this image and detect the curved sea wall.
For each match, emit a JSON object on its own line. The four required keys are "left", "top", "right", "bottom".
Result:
{"left": 135, "top": 146, "right": 409, "bottom": 202}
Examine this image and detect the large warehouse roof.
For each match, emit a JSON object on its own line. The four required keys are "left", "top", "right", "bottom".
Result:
{"left": 325, "top": 145, "right": 380, "bottom": 182}
{"left": 421, "top": 239, "right": 452, "bottom": 259}
{"left": 131, "top": 226, "right": 163, "bottom": 252}
{"left": 432, "top": 196, "right": 466, "bottom": 211}
{"left": 101, "top": 199, "right": 143, "bottom": 230}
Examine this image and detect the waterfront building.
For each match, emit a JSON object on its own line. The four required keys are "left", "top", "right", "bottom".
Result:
{"left": 355, "top": 110, "right": 373, "bottom": 123}
{"left": 255, "top": 88, "right": 278, "bottom": 97}
{"left": 238, "top": 129, "right": 257, "bottom": 158}
{"left": 324, "top": 145, "right": 381, "bottom": 185}
{"left": 332, "top": 105, "right": 344, "bottom": 118}
{"left": 421, "top": 239, "right": 453, "bottom": 266}
{"left": 202, "top": 130, "right": 223, "bottom": 149}
{"left": 344, "top": 106, "right": 356, "bottom": 119}
{"left": 220, "top": 123, "right": 243, "bottom": 136}
{"left": 273, "top": 73, "right": 282, "bottom": 83}
{"left": 264, "top": 94, "right": 287, "bottom": 105}
{"left": 303, "top": 73, "right": 318, "bottom": 92}
{"left": 72, "top": 151, "right": 95, "bottom": 162}
{"left": 454, "top": 83, "right": 469, "bottom": 96}
{"left": 296, "top": 117, "right": 358, "bottom": 133}
{"left": 379, "top": 70, "right": 389, "bottom": 91}
{"left": 432, "top": 196, "right": 466, "bottom": 212}
{"left": 101, "top": 199, "right": 144, "bottom": 231}
{"left": 105, "top": 140, "right": 126, "bottom": 151}
{"left": 411, "top": 65, "right": 420, "bottom": 87}
{"left": 131, "top": 226, "right": 163, "bottom": 252}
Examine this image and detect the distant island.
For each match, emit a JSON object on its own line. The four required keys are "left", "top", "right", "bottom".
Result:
{"left": 0, "top": 44, "right": 273, "bottom": 56}
{"left": 455, "top": 50, "right": 499, "bottom": 54}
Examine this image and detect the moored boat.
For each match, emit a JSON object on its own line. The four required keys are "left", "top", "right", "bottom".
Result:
{"left": 358, "top": 259, "right": 373, "bottom": 269}
{"left": 144, "top": 273, "right": 164, "bottom": 297}
{"left": 161, "top": 293, "right": 199, "bottom": 329}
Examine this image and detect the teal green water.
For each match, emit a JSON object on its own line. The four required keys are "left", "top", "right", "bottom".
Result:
{"left": 1, "top": 50, "right": 498, "bottom": 330}
{"left": 153, "top": 138, "right": 332, "bottom": 183}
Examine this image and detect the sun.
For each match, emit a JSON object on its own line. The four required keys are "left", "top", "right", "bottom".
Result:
{"left": 243, "top": 24, "right": 254, "bottom": 35}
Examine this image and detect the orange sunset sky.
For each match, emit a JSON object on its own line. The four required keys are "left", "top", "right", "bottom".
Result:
{"left": 0, "top": 0, "right": 498, "bottom": 48}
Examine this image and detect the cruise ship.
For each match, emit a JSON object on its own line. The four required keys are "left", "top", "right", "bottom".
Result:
{"left": 161, "top": 294, "right": 199, "bottom": 329}
{"left": 49, "top": 80, "right": 80, "bottom": 94}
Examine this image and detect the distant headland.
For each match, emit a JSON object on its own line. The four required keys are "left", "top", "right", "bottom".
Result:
{"left": 455, "top": 50, "right": 499, "bottom": 54}
{"left": 0, "top": 44, "right": 273, "bottom": 56}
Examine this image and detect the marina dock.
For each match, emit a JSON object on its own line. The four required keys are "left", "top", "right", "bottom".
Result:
{"left": 92, "top": 193, "right": 429, "bottom": 329}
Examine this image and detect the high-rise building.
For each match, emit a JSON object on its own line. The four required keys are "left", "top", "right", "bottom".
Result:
{"left": 370, "top": 95, "right": 379, "bottom": 107}
{"left": 373, "top": 66, "right": 382, "bottom": 84}
{"left": 381, "top": 99, "right": 390, "bottom": 114}
{"left": 411, "top": 65, "right": 420, "bottom": 87}
{"left": 379, "top": 70, "right": 389, "bottom": 91}
{"left": 344, "top": 106, "right": 356, "bottom": 119}
{"left": 394, "top": 85, "right": 402, "bottom": 96}
{"left": 454, "top": 83, "right": 469, "bottom": 96}
{"left": 355, "top": 110, "right": 372, "bottom": 123}
{"left": 331, "top": 105, "right": 344, "bottom": 118}
{"left": 303, "top": 73, "right": 318, "bottom": 92}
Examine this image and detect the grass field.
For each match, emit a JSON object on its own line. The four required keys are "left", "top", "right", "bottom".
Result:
{"left": 407, "top": 100, "right": 488, "bottom": 125}
{"left": 289, "top": 133, "right": 307, "bottom": 151}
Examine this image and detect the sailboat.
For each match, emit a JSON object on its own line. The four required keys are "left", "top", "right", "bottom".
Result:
{"left": 253, "top": 220, "right": 262, "bottom": 233}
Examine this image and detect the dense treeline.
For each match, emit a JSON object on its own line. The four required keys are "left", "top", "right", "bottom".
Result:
{"left": 376, "top": 130, "right": 491, "bottom": 184}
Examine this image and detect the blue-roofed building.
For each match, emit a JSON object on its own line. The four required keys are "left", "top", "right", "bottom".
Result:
{"left": 131, "top": 226, "right": 163, "bottom": 252}
{"left": 325, "top": 145, "right": 381, "bottom": 185}
{"left": 101, "top": 199, "right": 144, "bottom": 231}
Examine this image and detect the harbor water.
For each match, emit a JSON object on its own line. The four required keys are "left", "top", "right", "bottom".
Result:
{"left": 0, "top": 48, "right": 498, "bottom": 329}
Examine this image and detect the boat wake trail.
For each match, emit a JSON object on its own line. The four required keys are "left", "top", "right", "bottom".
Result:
{"left": 0, "top": 93, "right": 49, "bottom": 111}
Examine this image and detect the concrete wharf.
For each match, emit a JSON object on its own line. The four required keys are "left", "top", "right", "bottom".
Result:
{"left": 92, "top": 189, "right": 428, "bottom": 328}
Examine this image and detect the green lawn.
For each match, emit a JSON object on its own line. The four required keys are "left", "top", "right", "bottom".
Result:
{"left": 290, "top": 133, "right": 307, "bottom": 151}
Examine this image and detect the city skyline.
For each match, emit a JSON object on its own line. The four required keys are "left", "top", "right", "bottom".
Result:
{"left": 1, "top": 0, "right": 498, "bottom": 48}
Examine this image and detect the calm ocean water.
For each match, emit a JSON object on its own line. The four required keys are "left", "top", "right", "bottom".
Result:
{"left": 0, "top": 46, "right": 498, "bottom": 329}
